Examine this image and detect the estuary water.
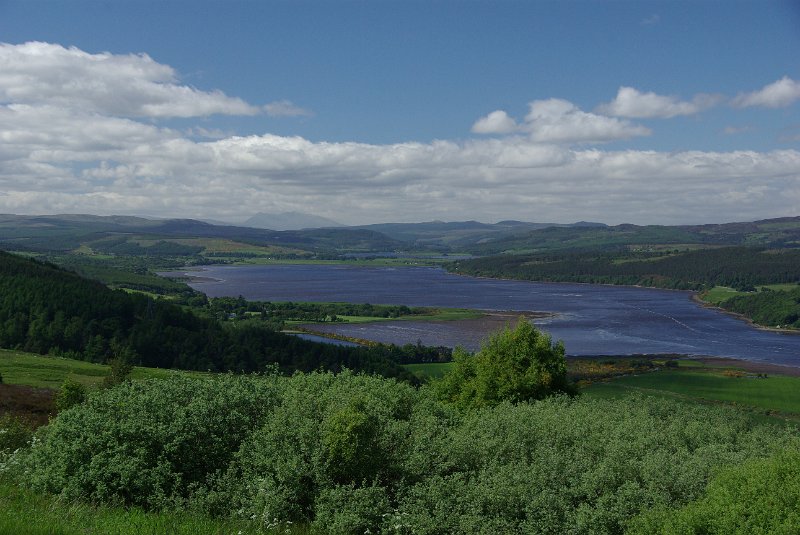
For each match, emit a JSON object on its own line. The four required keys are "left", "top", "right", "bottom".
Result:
{"left": 177, "top": 264, "right": 800, "bottom": 367}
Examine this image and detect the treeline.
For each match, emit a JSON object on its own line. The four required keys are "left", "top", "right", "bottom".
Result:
{"left": 720, "top": 286, "right": 800, "bottom": 329}
{"left": 209, "top": 296, "right": 431, "bottom": 323}
{"left": 0, "top": 251, "right": 415, "bottom": 381}
{"left": 449, "top": 247, "right": 800, "bottom": 290}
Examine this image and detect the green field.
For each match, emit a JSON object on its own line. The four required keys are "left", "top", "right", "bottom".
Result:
{"left": 403, "top": 361, "right": 454, "bottom": 379}
{"left": 700, "top": 283, "right": 800, "bottom": 305}
{"left": 584, "top": 368, "right": 800, "bottom": 417}
{"left": 0, "top": 349, "right": 200, "bottom": 390}
{"left": 335, "top": 308, "right": 482, "bottom": 324}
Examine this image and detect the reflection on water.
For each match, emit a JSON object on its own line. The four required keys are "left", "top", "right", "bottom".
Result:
{"left": 290, "top": 333, "right": 363, "bottom": 347}
{"left": 180, "top": 264, "right": 800, "bottom": 367}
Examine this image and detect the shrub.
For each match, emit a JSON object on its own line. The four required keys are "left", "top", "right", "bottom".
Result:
{"left": 0, "top": 414, "right": 34, "bottom": 454}
{"left": 392, "top": 395, "right": 797, "bottom": 534}
{"left": 223, "top": 371, "right": 421, "bottom": 526}
{"left": 436, "top": 320, "right": 575, "bottom": 409}
{"left": 24, "top": 374, "right": 282, "bottom": 509}
{"left": 55, "top": 378, "right": 87, "bottom": 412}
{"left": 18, "top": 370, "right": 800, "bottom": 534}
{"left": 628, "top": 448, "right": 800, "bottom": 534}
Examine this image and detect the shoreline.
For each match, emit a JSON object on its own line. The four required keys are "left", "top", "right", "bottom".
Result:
{"left": 690, "top": 293, "right": 800, "bottom": 336}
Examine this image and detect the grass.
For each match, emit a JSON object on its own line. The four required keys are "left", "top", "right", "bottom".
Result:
{"left": 700, "top": 283, "right": 800, "bottom": 305}
{"left": 701, "top": 286, "right": 744, "bottom": 305}
{"left": 403, "top": 361, "right": 453, "bottom": 380}
{"left": 583, "top": 368, "right": 800, "bottom": 417}
{"left": 0, "top": 477, "right": 307, "bottom": 535}
{"left": 332, "top": 308, "right": 483, "bottom": 324}
{"left": 0, "top": 349, "right": 202, "bottom": 390}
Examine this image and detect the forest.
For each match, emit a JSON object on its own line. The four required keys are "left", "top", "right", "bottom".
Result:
{"left": 448, "top": 246, "right": 800, "bottom": 291}
{"left": 718, "top": 286, "right": 800, "bottom": 329}
{"left": 0, "top": 251, "right": 420, "bottom": 381}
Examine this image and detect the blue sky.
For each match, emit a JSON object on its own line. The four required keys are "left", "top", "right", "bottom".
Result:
{"left": 0, "top": 0, "right": 798, "bottom": 225}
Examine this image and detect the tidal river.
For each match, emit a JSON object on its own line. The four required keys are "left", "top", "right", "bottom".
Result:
{"left": 176, "top": 264, "right": 800, "bottom": 367}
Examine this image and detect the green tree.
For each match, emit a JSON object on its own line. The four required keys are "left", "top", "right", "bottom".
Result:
{"left": 55, "top": 378, "right": 87, "bottom": 412}
{"left": 436, "top": 319, "right": 574, "bottom": 408}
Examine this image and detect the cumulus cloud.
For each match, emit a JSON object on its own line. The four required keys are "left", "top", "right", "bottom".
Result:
{"left": 597, "top": 87, "right": 720, "bottom": 118}
{"left": 264, "top": 100, "right": 314, "bottom": 117}
{"left": 471, "top": 99, "right": 650, "bottom": 144}
{"left": 523, "top": 98, "right": 651, "bottom": 143}
{"left": 472, "top": 110, "right": 518, "bottom": 134}
{"left": 0, "top": 41, "right": 797, "bottom": 225}
{"left": 0, "top": 41, "right": 260, "bottom": 117}
{"left": 732, "top": 76, "right": 800, "bottom": 108}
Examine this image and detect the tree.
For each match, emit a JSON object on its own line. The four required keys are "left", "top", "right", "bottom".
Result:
{"left": 56, "top": 378, "right": 87, "bottom": 412}
{"left": 436, "top": 319, "right": 575, "bottom": 409}
{"left": 102, "top": 344, "right": 136, "bottom": 388}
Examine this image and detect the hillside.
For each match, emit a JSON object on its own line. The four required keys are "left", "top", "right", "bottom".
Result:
{"left": 0, "top": 251, "right": 415, "bottom": 380}
{"left": 0, "top": 213, "right": 402, "bottom": 256}
{"left": 465, "top": 216, "right": 800, "bottom": 255}
{"left": 353, "top": 219, "right": 606, "bottom": 249}
{"left": 448, "top": 247, "right": 800, "bottom": 291}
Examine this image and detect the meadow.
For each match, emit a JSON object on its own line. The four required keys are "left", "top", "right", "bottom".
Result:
{"left": 0, "top": 349, "right": 201, "bottom": 390}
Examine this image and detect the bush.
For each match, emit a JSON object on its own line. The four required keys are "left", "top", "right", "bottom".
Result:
{"left": 0, "top": 414, "right": 34, "bottom": 454}
{"left": 55, "top": 378, "right": 87, "bottom": 412}
{"left": 18, "top": 370, "right": 800, "bottom": 534}
{"left": 223, "top": 371, "right": 422, "bottom": 526}
{"left": 24, "top": 374, "right": 282, "bottom": 509}
{"left": 436, "top": 320, "right": 575, "bottom": 409}
{"left": 392, "top": 396, "right": 796, "bottom": 534}
{"left": 628, "top": 448, "right": 800, "bottom": 534}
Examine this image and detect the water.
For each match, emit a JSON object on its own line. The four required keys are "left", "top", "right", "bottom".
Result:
{"left": 173, "top": 264, "right": 800, "bottom": 366}
{"left": 290, "top": 333, "right": 363, "bottom": 347}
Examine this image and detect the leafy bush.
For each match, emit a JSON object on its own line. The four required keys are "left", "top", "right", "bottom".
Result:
{"left": 627, "top": 448, "right": 800, "bottom": 534}
{"left": 55, "top": 378, "right": 87, "bottom": 412}
{"left": 222, "top": 371, "right": 425, "bottom": 530}
{"left": 436, "top": 320, "right": 575, "bottom": 408}
{"left": 18, "top": 371, "right": 800, "bottom": 534}
{"left": 24, "top": 374, "right": 282, "bottom": 509}
{"left": 392, "top": 396, "right": 796, "bottom": 534}
{"left": 0, "top": 415, "right": 34, "bottom": 454}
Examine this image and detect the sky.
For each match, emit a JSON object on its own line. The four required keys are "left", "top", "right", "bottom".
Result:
{"left": 0, "top": 0, "right": 798, "bottom": 226}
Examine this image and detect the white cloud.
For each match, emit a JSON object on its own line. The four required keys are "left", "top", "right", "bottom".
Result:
{"left": 471, "top": 110, "right": 518, "bottom": 134}
{"left": 523, "top": 98, "right": 651, "bottom": 143}
{"left": 264, "top": 100, "right": 314, "bottom": 117}
{"left": 0, "top": 41, "right": 260, "bottom": 117}
{"left": 732, "top": 76, "right": 800, "bottom": 109}
{"left": 597, "top": 87, "right": 720, "bottom": 118}
{"left": 0, "top": 41, "right": 796, "bottom": 226}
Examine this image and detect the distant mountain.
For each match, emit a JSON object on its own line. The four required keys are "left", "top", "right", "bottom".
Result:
{"left": 466, "top": 216, "right": 800, "bottom": 255}
{"left": 0, "top": 213, "right": 400, "bottom": 254}
{"left": 351, "top": 220, "right": 608, "bottom": 248}
{"left": 244, "top": 212, "right": 343, "bottom": 231}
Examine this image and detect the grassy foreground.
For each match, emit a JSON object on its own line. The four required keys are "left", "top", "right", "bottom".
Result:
{"left": 0, "top": 477, "right": 305, "bottom": 535}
